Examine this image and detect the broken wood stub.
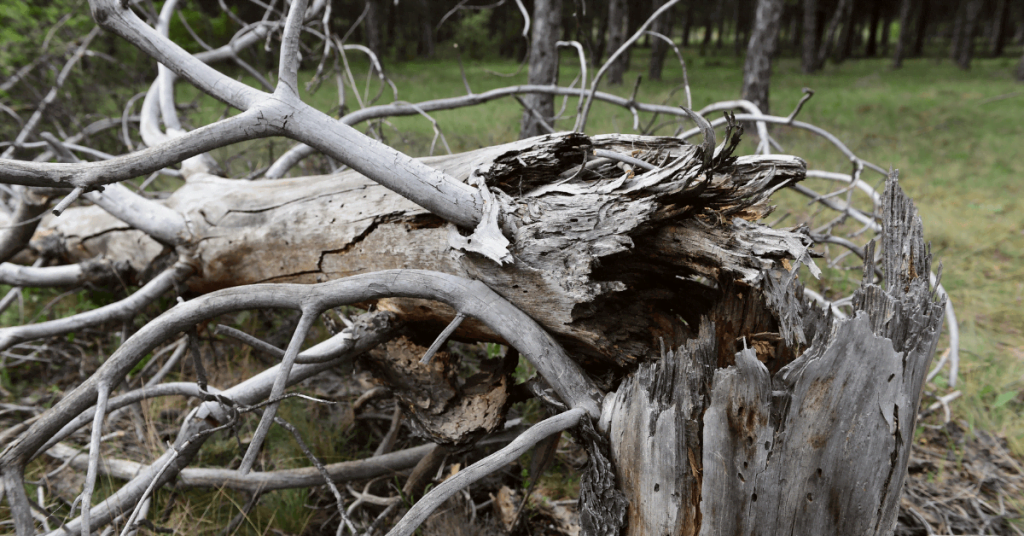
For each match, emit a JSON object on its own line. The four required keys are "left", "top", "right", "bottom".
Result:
{"left": 601, "top": 318, "right": 717, "bottom": 536}
{"left": 595, "top": 172, "right": 941, "bottom": 536}
{"left": 697, "top": 172, "right": 944, "bottom": 535}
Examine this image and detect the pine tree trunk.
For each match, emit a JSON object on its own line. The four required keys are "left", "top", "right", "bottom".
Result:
{"left": 949, "top": 1, "right": 965, "bottom": 61}
{"left": 733, "top": 0, "right": 745, "bottom": 57}
{"left": 593, "top": 0, "right": 610, "bottom": 67}
{"left": 682, "top": 2, "right": 693, "bottom": 46}
{"left": 817, "top": 0, "right": 851, "bottom": 68}
{"left": 880, "top": 13, "right": 892, "bottom": 56}
{"left": 801, "top": 0, "right": 820, "bottom": 72}
{"left": 954, "top": 0, "right": 981, "bottom": 69}
{"left": 520, "top": 0, "right": 562, "bottom": 139}
{"left": 605, "top": 0, "right": 630, "bottom": 84}
{"left": 834, "top": 3, "right": 856, "bottom": 63}
{"left": 912, "top": 0, "right": 929, "bottom": 56}
{"left": 417, "top": 0, "right": 434, "bottom": 58}
{"left": 893, "top": 0, "right": 914, "bottom": 68}
{"left": 1016, "top": 52, "right": 1024, "bottom": 81}
{"left": 714, "top": 1, "right": 726, "bottom": 49}
{"left": 701, "top": 10, "right": 714, "bottom": 54}
{"left": 987, "top": 0, "right": 1008, "bottom": 56}
{"left": 791, "top": 9, "right": 802, "bottom": 51}
{"left": 365, "top": 0, "right": 384, "bottom": 66}
{"left": 741, "top": 0, "right": 784, "bottom": 115}
{"left": 648, "top": 0, "right": 676, "bottom": 81}
{"left": 866, "top": 0, "right": 882, "bottom": 56}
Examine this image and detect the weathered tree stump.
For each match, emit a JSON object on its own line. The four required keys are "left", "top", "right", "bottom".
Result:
{"left": 599, "top": 172, "right": 943, "bottom": 536}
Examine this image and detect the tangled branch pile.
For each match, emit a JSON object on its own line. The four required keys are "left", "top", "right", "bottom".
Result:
{"left": 0, "top": 1, "right": 966, "bottom": 535}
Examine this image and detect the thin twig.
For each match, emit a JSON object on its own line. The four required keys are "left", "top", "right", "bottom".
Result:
{"left": 514, "top": 96, "right": 556, "bottom": 134}
{"left": 591, "top": 149, "right": 657, "bottom": 172}
{"left": 575, "top": 0, "right": 681, "bottom": 132}
{"left": 420, "top": 312, "right": 466, "bottom": 364}
{"left": 372, "top": 405, "right": 403, "bottom": 458}
{"left": 275, "top": 416, "right": 356, "bottom": 535}
{"left": 786, "top": 88, "right": 815, "bottom": 123}
{"left": 384, "top": 408, "right": 586, "bottom": 536}
{"left": 238, "top": 312, "right": 318, "bottom": 473}
{"left": 79, "top": 383, "right": 111, "bottom": 536}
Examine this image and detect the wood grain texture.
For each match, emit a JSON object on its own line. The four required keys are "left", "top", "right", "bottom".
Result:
{"left": 29, "top": 133, "right": 810, "bottom": 369}
{"left": 600, "top": 319, "right": 716, "bottom": 536}
{"left": 696, "top": 172, "right": 944, "bottom": 536}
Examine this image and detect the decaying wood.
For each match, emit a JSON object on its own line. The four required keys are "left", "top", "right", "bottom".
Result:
{"left": 600, "top": 319, "right": 716, "bottom": 536}
{"left": 596, "top": 171, "right": 943, "bottom": 536}
{"left": 5, "top": 127, "right": 946, "bottom": 536}
{"left": 363, "top": 336, "right": 515, "bottom": 445}
{"left": 29, "top": 131, "right": 810, "bottom": 369}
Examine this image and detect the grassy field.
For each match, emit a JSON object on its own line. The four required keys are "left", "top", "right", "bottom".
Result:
{"left": 180, "top": 47, "right": 1024, "bottom": 455}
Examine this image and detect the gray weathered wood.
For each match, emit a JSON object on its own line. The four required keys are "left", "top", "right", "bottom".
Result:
{"left": 801, "top": 0, "right": 820, "bottom": 73}
{"left": 741, "top": 0, "right": 784, "bottom": 115}
{"left": 892, "top": 0, "right": 914, "bottom": 68}
{"left": 600, "top": 319, "right": 716, "bottom": 536}
{"left": 45, "top": 441, "right": 435, "bottom": 493}
{"left": 604, "top": 0, "right": 629, "bottom": 85}
{"left": 696, "top": 172, "right": 944, "bottom": 536}
{"left": 520, "top": 0, "right": 562, "bottom": 139}
{"left": 30, "top": 133, "right": 809, "bottom": 368}
{"left": 647, "top": 0, "right": 675, "bottom": 81}
{"left": 589, "top": 171, "right": 942, "bottom": 536}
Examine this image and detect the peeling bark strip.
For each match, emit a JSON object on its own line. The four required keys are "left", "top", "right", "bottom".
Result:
{"left": 33, "top": 132, "right": 810, "bottom": 367}
{"left": 697, "top": 172, "right": 944, "bottom": 536}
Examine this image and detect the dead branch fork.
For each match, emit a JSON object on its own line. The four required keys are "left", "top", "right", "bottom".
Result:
{"left": 0, "top": 270, "right": 600, "bottom": 535}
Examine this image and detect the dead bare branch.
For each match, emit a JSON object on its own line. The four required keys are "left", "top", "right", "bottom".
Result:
{"left": 385, "top": 407, "right": 586, "bottom": 536}
{"left": 0, "top": 27, "right": 101, "bottom": 160}
{"left": 0, "top": 260, "right": 194, "bottom": 352}
{"left": 576, "top": 0, "right": 682, "bottom": 132}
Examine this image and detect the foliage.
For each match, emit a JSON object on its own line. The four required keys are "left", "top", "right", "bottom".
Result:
{"left": 0, "top": 0, "right": 153, "bottom": 149}
{"left": 0, "top": 0, "right": 93, "bottom": 75}
{"left": 452, "top": 11, "right": 498, "bottom": 60}
{"left": 167, "top": 6, "right": 236, "bottom": 54}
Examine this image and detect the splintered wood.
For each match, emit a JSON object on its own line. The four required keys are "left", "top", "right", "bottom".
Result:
{"left": 31, "top": 132, "right": 811, "bottom": 368}
{"left": 599, "top": 172, "right": 944, "bottom": 536}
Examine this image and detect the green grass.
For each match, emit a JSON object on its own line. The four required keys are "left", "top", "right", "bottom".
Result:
{"left": 179, "top": 48, "right": 1024, "bottom": 454}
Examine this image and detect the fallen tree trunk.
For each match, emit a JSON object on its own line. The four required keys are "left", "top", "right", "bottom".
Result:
{"left": 2, "top": 108, "right": 946, "bottom": 536}
{"left": 7, "top": 131, "right": 943, "bottom": 536}
{"left": 27, "top": 131, "right": 811, "bottom": 368}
